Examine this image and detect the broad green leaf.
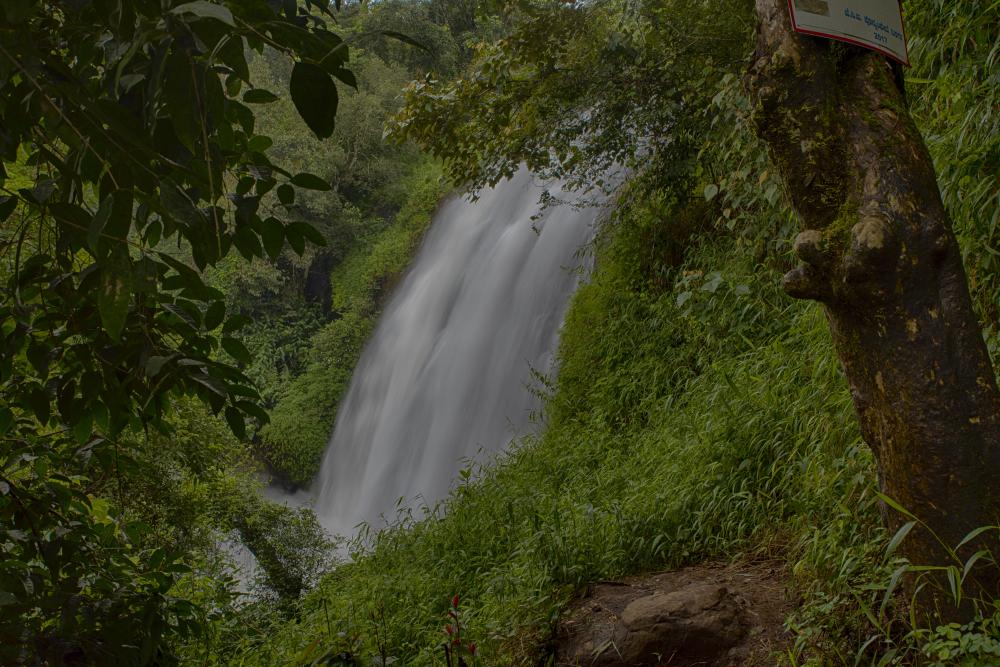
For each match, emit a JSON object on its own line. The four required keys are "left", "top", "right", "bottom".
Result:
{"left": 170, "top": 1, "right": 236, "bottom": 27}
{"left": 233, "top": 225, "right": 263, "bottom": 259}
{"left": 163, "top": 50, "right": 200, "bottom": 151}
{"left": 0, "top": 196, "right": 16, "bottom": 222}
{"left": 381, "top": 30, "right": 431, "bottom": 52}
{"left": 88, "top": 195, "right": 114, "bottom": 254}
{"left": 160, "top": 181, "right": 205, "bottom": 228}
{"left": 26, "top": 339, "right": 49, "bottom": 377}
{"left": 284, "top": 223, "right": 305, "bottom": 255}
{"left": 216, "top": 35, "right": 249, "bottom": 81}
{"left": 236, "top": 400, "right": 269, "bottom": 423}
{"left": 247, "top": 135, "right": 274, "bottom": 153}
{"left": 98, "top": 251, "right": 133, "bottom": 341}
{"left": 72, "top": 414, "right": 93, "bottom": 445}
{"left": 224, "top": 406, "right": 246, "bottom": 440}
{"left": 190, "top": 372, "right": 226, "bottom": 397}
{"left": 276, "top": 184, "right": 295, "bottom": 205}
{"left": 289, "top": 62, "right": 338, "bottom": 139}
{"left": 332, "top": 68, "right": 357, "bottom": 89}
{"left": 27, "top": 389, "right": 50, "bottom": 425}
{"left": 260, "top": 217, "right": 285, "bottom": 259}
{"left": 221, "top": 337, "right": 251, "bottom": 364}
{"left": 288, "top": 221, "right": 326, "bottom": 247}
{"left": 145, "top": 356, "right": 172, "bottom": 378}
{"left": 703, "top": 184, "right": 719, "bottom": 201}
{"left": 222, "top": 314, "right": 252, "bottom": 334}
{"left": 204, "top": 301, "right": 226, "bottom": 331}
{"left": 243, "top": 89, "right": 280, "bottom": 104}
{"left": 290, "top": 172, "right": 331, "bottom": 191}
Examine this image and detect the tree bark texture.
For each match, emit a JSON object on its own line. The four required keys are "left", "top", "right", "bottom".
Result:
{"left": 747, "top": 0, "right": 1000, "bottom": 615}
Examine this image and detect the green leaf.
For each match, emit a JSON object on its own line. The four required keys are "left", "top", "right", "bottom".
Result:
{"left": 276, "top": 184, "right": 294, "bottom": 205}
{"left": 380, "top": 30, "right": 431, "bottom": 52}
{"left": 72, "top": 413, "right": 93, "bottom": 445}
{"left": 98, "top": 251, "right": 133, "bottom": 341}
{"left": 163, "top": 51, "right": 200, "bottom": 151}
{"left": 885, "top": 520, "right": 916, "bottom": 559}
{"left": 145, "top": 356, "right": 172, "bottom": 378}
{"left": 243, "top": 89, "right": 279, "bottom": 104}
{"left": 880, "top": 564, "right": 909, "bottom": 616}
{"left": 0, "top": 196, "right": 16, "bottom": 222}
{"left": 703, "top": 184, "right": 719, "bottom": 201}
{"left": 247, "top": 135, "right": 273, "bottom": 153}
{"left": 221, "top": 337, "right": 251, "bottom": 364}
{"left": 204, "top": 301, "right": 226, "bottom": 331}
{"left": 332, "top": 68, "right": 357, "bottom": 89}
{"left": 260, "top": 217, "right": 285, "bottom": 259}
{"left": 288, "top": 221, "right": 326, "bottom": 247}
{"left": 170, "top": 1, "right": 236, "bottom": 27}
{"left": 289, "top": 62, "right": 338, "bottom": 139}
{"left": 0, "top": 408, "right": 13, "bottom": 436}
{"left": 233, "top": 225, "right": 263, "bottom": 260}
{"left": 160, "top": 181, "right": 205, "bottom": 228}
{"left": 216, "top": 35, "right": 249, "bottom": 81}
{"left": 224, "top": 406, "right": 246, "bottom": 440}
{"left": 962, "top": 550, "right": 991, "bottom": 582}
{"left": 222, "top": 314, "right": 252, "bottom": 334}
{"left": 236, "top": 400, "right": 269, "bottom": 423}
{"left": 875, "top": 492, "right": 918, "bottom": 521}
{"left": 284, "top": 223, "right": 305, "bottom": 255}
{"left": 88, "top": 195, "right": 114, "bottom": 254}
{"left": 190, "top": 372, "right": 226, "bottom": 397}
{"left": 955, "top": 525, "right": 997, "bottom": 550}
{"left": 27, "top": 389, "right": 50, "bottom": 425}
{"left": 26, "top": 339, "right": 49, "bottom": 377}
{"left": 290, "top": 172, "right": 331, "bottom": 191}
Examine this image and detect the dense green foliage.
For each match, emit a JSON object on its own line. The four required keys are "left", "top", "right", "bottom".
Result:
{"left": 237, "top": 1, "right": 1000, "bottom": 665}
{"left": 0, "top": 0, "right": 461, "bottom": 662}
{"left": 0, "top": 0, "right": 356, "bottom": 660}
{"left": 3, "top": 0, "right": 999, "bottom": 664}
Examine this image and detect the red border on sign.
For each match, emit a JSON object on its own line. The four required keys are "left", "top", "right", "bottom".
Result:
{"left": 786, "top": 0, "right": 910, "bottom": 66}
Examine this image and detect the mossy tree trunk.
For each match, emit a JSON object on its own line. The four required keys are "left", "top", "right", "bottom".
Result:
{"left": 746, "top": 0, "right": 1000, "bottom": 616}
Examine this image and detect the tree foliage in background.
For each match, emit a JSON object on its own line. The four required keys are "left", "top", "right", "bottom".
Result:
{"left": 0, "top": 0, "right": 353, "bottom": 661}
{"left": 388, "top": 0, "right": 753, "bottom": 193}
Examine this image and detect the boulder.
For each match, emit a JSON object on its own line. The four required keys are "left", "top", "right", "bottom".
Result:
{"left": 599, "top": 583, "right": 747, "bottom": 665}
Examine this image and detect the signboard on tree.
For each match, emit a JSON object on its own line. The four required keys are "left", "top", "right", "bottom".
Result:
{"left": 788, "top": 0, "right": 909, "bottom": 65}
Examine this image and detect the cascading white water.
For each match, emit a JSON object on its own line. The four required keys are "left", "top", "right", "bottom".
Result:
{"left": 312, "top": 167, "right": 609, "bottom": 537}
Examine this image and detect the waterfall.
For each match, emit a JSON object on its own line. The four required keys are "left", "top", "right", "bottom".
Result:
{"left": 312, "top": 167, "right": 610, "bottom": 537}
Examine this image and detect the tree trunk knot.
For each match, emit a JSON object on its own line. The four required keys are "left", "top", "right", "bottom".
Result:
{"left": 783, "top": 229, "right": 832, "bottom": 301}
{"left": 844, "top": 215, "right": 898, "bottom": 283}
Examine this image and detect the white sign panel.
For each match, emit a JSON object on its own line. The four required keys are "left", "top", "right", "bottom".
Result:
{"left": 788, "top": 0, "right": 909, "bottom": 66}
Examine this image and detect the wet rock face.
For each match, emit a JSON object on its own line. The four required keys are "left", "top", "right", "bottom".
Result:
{"left": 609, "top": 584, "right": 747, "bottom": 665}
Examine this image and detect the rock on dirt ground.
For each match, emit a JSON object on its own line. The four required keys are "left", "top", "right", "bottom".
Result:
{"left": 553, "top": 561, "right": 793, "bottom": 666}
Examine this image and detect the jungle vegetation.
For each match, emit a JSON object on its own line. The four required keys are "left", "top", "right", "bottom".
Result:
{"left": 1, "top": 0, "right": 999, "bottom": 665}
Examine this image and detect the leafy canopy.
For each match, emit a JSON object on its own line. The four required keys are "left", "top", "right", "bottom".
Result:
{"left": 0, "top": 0, "right": 354, "bottom": 661}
